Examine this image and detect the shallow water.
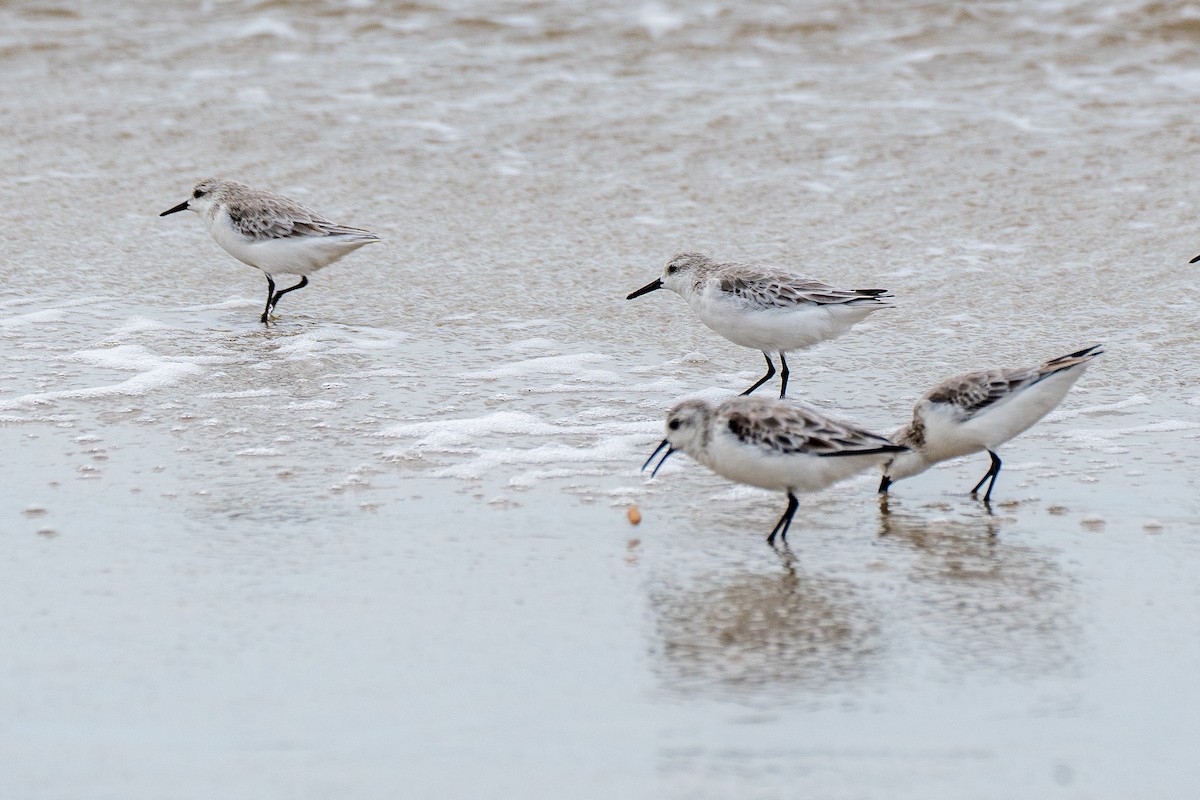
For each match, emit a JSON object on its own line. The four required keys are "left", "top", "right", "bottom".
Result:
{"left": 3, "top": 0, "right": 1200, "bottom": 797}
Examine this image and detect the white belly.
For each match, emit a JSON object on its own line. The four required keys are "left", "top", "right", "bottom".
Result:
{"left": 919, "top": 404, "right": 993, "bottom": 463}
{"left": 210, "top": 218, "right": 373, "bottom": 277}
{"left": 921, "top": 367, "right": 1084, "bottom": 459}
{"left": 690, "top": 292, "right": 877, "bottom": 353}
{"left": 702, "top": 436, "right": 891, "bottom": 494}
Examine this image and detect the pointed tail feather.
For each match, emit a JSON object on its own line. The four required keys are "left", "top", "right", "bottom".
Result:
{"left": 1043, "top": 344, "right": 1103, "bottom": 365}
{"left": 847, "top": 288, "right": 894, "bottom": 307}
{"left": 1036, "top": 344, "right": 1103, "bottom": 382}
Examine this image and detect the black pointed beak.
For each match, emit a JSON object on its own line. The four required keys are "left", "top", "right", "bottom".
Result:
{"left": 160, "top": 200, "right": 190, "bottom": 217}
{"left": 641, "top": 438, "right": 674, "bottom": 476}
{"left": 626, "top": 278, "right": 662, "bottom": 300}
{"left": 878, "top": 475, "right": 892, "bottom": 494}
{"left": 1191, "top": 254, "right": 1200, "bottom": 264}
{"left": 649, "top": 447, "right": 675, "bottom": 477}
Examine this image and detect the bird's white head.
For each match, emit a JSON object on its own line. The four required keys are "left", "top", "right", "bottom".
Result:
{"left": 626, "top": 251, "right": 713, "bottom": 300}
{"left": 642, "top": 397, "right": 715, "bottom": 477}
{"left": 660, "top": 251, "right": 712, "bottom": 292}
{"left": 664, "top": 398, "right": 714, "bottom": 457}
{"left": 160, "top": 177, "right": 226, "bottom": 219}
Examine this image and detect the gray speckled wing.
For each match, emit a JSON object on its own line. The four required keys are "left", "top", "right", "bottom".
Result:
{"left": 723, "top": 401, "right": 900, "bottom": 457}
{"left": 714, "top": 263, "right": 889, "bottom": 310}
{"left": 924, "top": 367, "right": 1040, "bottom": 420}
{"left": 922, "top": 344, "right": 1103, "bottom": 423}
{"left": 225, "top": 193, "right": 376, "bottom": 242}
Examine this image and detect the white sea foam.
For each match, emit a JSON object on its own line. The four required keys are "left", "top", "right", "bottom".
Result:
{"left": 285, "top": 399, "right": 340, "bottom": 411}
{"left": 507, "top": 338, "right": 561, "bottom": 352}
{"left": 190, "top": 297, "right": 258, "bottom": 311}
{"left": 235, "top": 17, "right": 299, "bottom": 40}
{"left": 434, "top": 434, "right": 649, "bottom": 481}
{"left": 272, "top": 328, "right": 409, "bottom": 360}
{"left": 0, "top": 346, "right": 203, "bottom": 410}
{"left": 636, "top": 3, "right": 685, "bottom": 38}
{"left": 107, "top": 317, "right": 173, "bottom": 335}
{"left": 1059, "top": 420, "right": 1200, "bottom": 443}
{"left": 507, "top": 467, "right": 610, "bottom": 490}
{"left": 0, "top": 413, "right": 78, "bottom": 425}
{"left": 526, "top": 374, "right": 659, "bottom": 394}
{"left": 1045, "top": 395, "right": 1152, "bottom": 422}
{"left": 199, "top": 388, "right": 276, "bottom": 400}
{"left": 0, "top": 309, "right": 66, "bottom": 327}
{"left": 384, "top": 411, "right": 559, "bottom": 438}
{"left": 469, "top": 353, "right": 612, "bottom": 380}
{"left": 379, "top": 402, "right": 662, "bottom": 482}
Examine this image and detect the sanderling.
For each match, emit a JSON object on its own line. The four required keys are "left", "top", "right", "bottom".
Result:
{"left": 643, "top": 396, "right": 906, "bottom": 545}
{"left": 626, "top": 252, "right": 891, "bottom": 397}
{"left": 879, "top": 344, "right": 1103, "bottom": 503}
{"left": 161, "top": 178, "right": 380, "bottom": 324}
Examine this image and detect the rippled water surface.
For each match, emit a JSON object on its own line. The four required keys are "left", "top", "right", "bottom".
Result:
{"left": 4, "top": 1, "right": 1200, "bottom": 797}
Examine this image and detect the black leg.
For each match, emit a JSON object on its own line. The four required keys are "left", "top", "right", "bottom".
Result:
{"left": 878, "top": 475, "right": 892, "bottom": 494}
{"left": 261, "top": 275, "right": 276, "bottom": 324}
{"left": 982, "top": 451, "right": 1002, "bottom": 504}
{"left": 778, "top": 351, "right": 790, "bottom": 398}
{"left": 741, "top": 351, "right": 776, "bottom": 396}
{"left": 766, "top": 491, "right": 799, "bottom": 546}
{"left": 969, "top": 450, "right": 1002, "bottom": 503}
{"left": 269, "top": 275, "right": 308, "bottom": 314}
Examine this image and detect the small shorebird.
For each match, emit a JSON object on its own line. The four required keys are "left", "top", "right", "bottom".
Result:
{"left": 161, "top": 178, "right": 380, "bottom": 323}
{"left": 626, "top": 252, "right": 891, "bottom": 397}
{"left": 643, "top": 395, "right": 906, "bottom": 545}
{"left": 879, "top": 345, "right": 1103, "bottom": 502}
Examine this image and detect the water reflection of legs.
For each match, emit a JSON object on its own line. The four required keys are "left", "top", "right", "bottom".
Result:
{"left": 774, "top": 541, "right": 799, "bottom": 576}
{"left": 877, "top": 490, "right": 891, "bottom": 521}
{"left": 876, "top": 496, "right": 999, "bottom": 543}
{"left": 868, "top": 502, "right": 1073, "bottom": 677}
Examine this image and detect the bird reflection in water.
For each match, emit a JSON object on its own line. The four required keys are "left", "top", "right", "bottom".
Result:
{"left": 652, "top": 551, "right": 882, "bottom": 694}
{"left": 653, "top": 498, "right": 1079, "bottom": 696}
{"left": 873, "top": 494, "right": 1078, "bottom": 677}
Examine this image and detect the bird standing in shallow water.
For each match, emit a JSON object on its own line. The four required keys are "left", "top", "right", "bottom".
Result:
{"left": 626, "top": 252, "right": 891, "bottom": 398}
{"left": 644, "top": 395, "right": 907, "bottom": 546}
{"left": 161, "top": 178, "right": 380, "bottom": 324}
{"left": 879, "top": 345, "right": 1103, "bottom": 503}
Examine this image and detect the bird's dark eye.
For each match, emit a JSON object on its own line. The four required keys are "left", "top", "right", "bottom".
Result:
{"left": 668, "top": 419, "right": 681, "bottom": 430}
{"left": 667, "top": 265, "right": 677, "bottom": 274}
{"left": 193, "top": 189, "right": 205, "bottom": 199}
